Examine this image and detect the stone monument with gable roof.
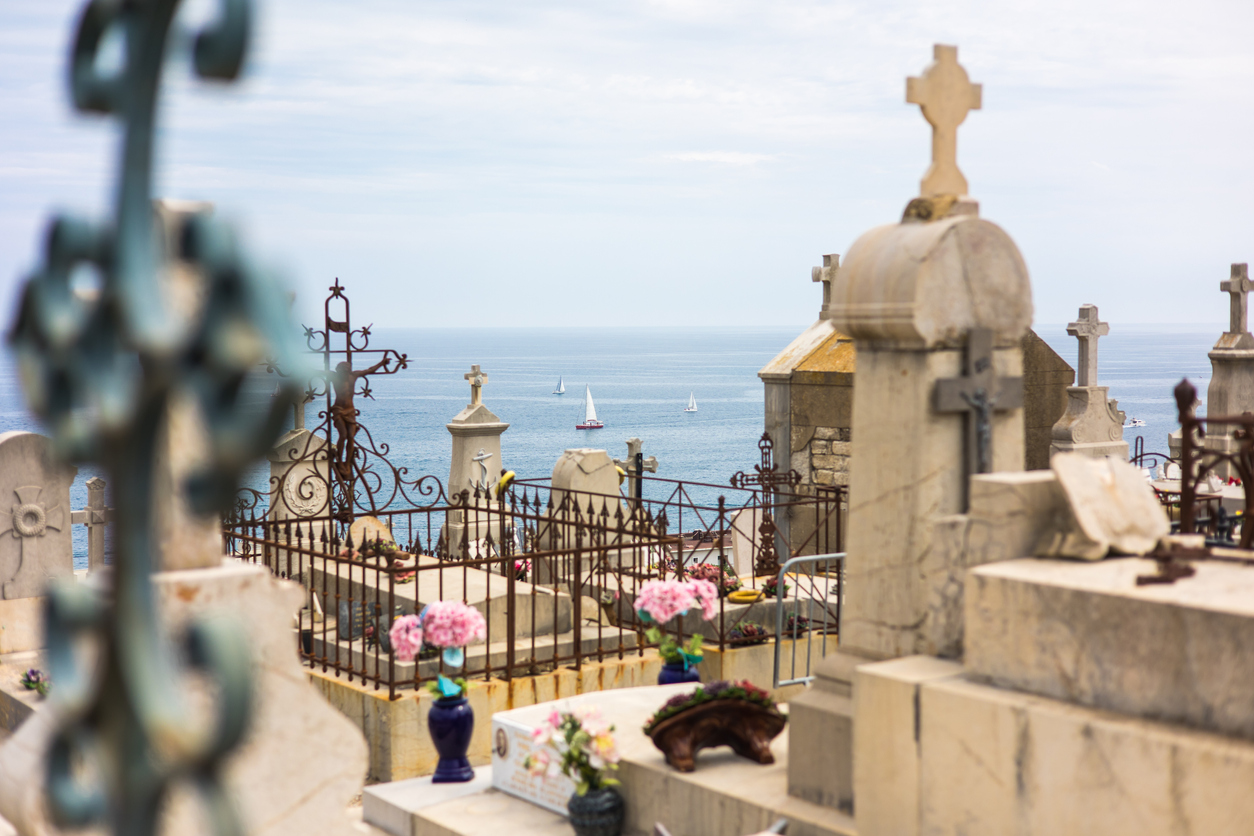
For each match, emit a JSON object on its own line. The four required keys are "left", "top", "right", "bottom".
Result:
{"left": 1049, "top": 303, "right": 1128, "bottom": 460}
{"left": 1203, "top": 263, "right": 1254, "bottom": 478}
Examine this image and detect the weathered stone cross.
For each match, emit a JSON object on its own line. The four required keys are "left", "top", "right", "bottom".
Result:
{"left": 1221, "top": 263, "right": 1253, "bottom": 334}
{"left": 464, "top": 364, "right": 488, "bottom": 406}
{"left": 810, "top": 254, "right": 840, "bottom": 314}
{"left": 906, "top": 44, "right": 982, "bottom": 198}
{"left": 934, "top": 329, "right": 1023, "bottom": 507}
{"left": 1067, "top": 304, "right": 1109, "bottom": 387}
{"left": 613, "top": 437, "right": 659, "bottom": 501}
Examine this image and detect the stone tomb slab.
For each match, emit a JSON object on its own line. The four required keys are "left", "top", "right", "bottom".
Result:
{"left": 310, "top": 555, "right": 572, "bottom": 643}
{"left": 0, "top": 432, "right": 76, "bottom": 600}
{"left": 966, "top": 556, "right": 1254, "bottom": 739}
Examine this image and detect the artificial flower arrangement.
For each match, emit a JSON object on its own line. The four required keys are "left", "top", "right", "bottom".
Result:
{"left": 389, "top": 600, "right": 487, "bottom": 698}
{"left": 340, "top": 537, "right": 416, "bottom": 583}
{"left": 685, "top": 562, "right": 742, "bottom": 597}
{"left": 643, "top": 680, "right": 781, "bottom": 735}
{"left": 523, "top": 707, "right": 621, "bottom": 796}
{"left": 20, "top": 668, "right": 49, "bottom": 697}
{"left": 727, "top": 621, "right": 769, "bottom": 645}
{"left": 634, "top": 578, "right": 719, "bottom": 670}
{"left": 761, "top": 576, "right": 789, "bottom": 599}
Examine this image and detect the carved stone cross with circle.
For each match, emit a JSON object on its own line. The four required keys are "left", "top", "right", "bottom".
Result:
{"left": 465, "top": 364, "right": 488, "bottom": 406}
{"left": 1221, "top": 263, "right": 1253, "bottom": 335}
{"left": 0, "top": 486, "right": 65, "bottom": 598}
{"left": 1067, "top": 304, "right": 1109, "bottom": 388}
{"left": 906, "top": 44, "right": 982, "bottom": 197}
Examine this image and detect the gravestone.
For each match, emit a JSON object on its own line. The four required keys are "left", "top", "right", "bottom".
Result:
{"left": 1205, "top": 263, "right": 1254, "bottom": 478}
{"left": 0, "top": 432, "right": 76, "bottom": 604}
{"left": 1049, "top": 304, "right": 1128, "bottom": 460}
{"left": 788, "top": 43, "right": 1030, "bottom": 813}
{"left": 441, "top": 364, "right": 511, "bottom": 555}
{"left": 612, "top": 437, "right": 658, "bottom": 502}
{"left": 267, "top": 418, "right": 330, "bottom": 579}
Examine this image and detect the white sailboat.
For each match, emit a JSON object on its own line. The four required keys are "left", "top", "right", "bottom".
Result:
{"left": 684, "top": 392, "right": 697, "bottom": 413}
{"left": 553, "top": 376, "right": 565, "bottom": 395}
{"left": 576, "top": 386, "right": 604, "bottom": 429}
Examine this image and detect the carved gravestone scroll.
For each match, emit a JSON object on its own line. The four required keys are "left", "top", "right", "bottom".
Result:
{"left": 0, "top": 432, "right": 77, "bottom": 599}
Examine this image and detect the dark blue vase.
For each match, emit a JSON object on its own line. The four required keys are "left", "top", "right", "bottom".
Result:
{"left": 428, "top": 695, "right": 475, "bottom": 782}
{"left": 658, "top": 661, "right": 701, "bottom": 685}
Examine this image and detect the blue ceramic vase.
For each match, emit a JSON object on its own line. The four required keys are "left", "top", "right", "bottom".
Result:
{"left": 658, "top": 661, "right": 701, "bottom": 685}
{"left": 428, "top": 695, "right": 475, "bottom": 782}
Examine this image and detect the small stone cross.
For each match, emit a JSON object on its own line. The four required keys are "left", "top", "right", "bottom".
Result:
{"left": 464, "top": 364, "right": 488, "bottom": 406}
{"left": 1221, "top": 263, "right": 1253, "bottom": 335}
{"left": 810, "top": 254, "right": 839, "bottom": 314}
{"left": 614, "top": 437, "right": 658, "bottom": 503}
{"left": 470, "top": 448, "right": 493, "bottom": 490}
{"left": 933, "top": 329, "right": 1023, "bottom": 509}
{"left": 906, "top": 44, "right": 982, "bottom": 197}
{"left": 1067, "top": 304, "right": 1109, "bottom": 388}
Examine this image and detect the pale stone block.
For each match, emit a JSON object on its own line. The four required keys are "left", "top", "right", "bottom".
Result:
{"left": 0, "top": 432, "right": 76, "bottom": 600}
{"left": 919, "top": 675, "right": 1254, "bottom": 836}
{"left": 853, "top": 656, "right": 963, "bottom": 836}
{"left": 0, "top": 561, "right": 367, "bottom": 836}
{"left": 1038, "top": 453, "right": 1169, "bottom": 560}
{"left": 1049, "top": 386, "right": 1129, "bottom": 460}
{"left": 966, "top": 556, "right": 1254, "bottom": 739}
{"left": 811, "top": 440, "right": 831, "bottom": 455}
{"left": 842, "top": 347, "right": 1024, "bottom": 659}
{"left": 0, "top": 598, "right": 43, "bottom": 655}
{"left": 787, "top": 653, "right": 863, "bottom": 811}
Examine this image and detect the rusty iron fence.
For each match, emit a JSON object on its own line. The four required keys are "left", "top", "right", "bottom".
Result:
{"left": 1172, "top": 379, "right": 1251, "bottom": 547}
{"left": 224, "top": 472, "right": 843, "bottom": 699}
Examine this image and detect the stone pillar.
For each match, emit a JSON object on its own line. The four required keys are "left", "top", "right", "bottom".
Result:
{"left": 1205, "top": 264, "right": 1254, "bottom": 479}
{"left": 440, "top": 365, "right": 510, "bottom": 556}
{"left": 1049, "top": 304, "right": 1128, "bottom": 461}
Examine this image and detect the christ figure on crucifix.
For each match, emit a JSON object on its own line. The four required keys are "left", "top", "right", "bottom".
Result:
{"left": 330, "top": 358, "right": 390, "bottom": 479}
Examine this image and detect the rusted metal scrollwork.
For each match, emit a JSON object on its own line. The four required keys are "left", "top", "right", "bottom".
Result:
{"left": 8, "top": 1, "right": 305, "bottom": 833}
{"left": 231, "top": 280, "right": 445, "bottom": 528}
{"left": 1174, "top": 378, "right": 1254, "bottom": 548}
{"left": 729, "top": 433, "right": 802, "bottom": 577}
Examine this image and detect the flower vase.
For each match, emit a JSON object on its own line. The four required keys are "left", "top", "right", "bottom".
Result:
{"left": 567, "top": 787, "right": 625, "bottom": 836}
{"left": 658, "top": 661, "right": 700, "bottom": 685}
{"left": 428, "top": 695, "right": 475, "bottom": 782}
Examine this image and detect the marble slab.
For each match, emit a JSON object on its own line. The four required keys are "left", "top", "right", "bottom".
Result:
{"left": 966, "top": 556, "right": 1254, "bottom": 738}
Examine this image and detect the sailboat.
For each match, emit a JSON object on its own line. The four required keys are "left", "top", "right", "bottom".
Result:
{"left": 684, "top": 392, "right": 697, "bottom": 413}
{"left": 576, "top": 386, "right": 604, "bottom": 429}
{"left": 553, "top": 376, "right": 565, "bottom": 395}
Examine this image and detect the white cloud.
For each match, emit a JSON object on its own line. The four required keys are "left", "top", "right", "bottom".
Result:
{"left": 661, "top": 152, "right": 776, "bottom": 165}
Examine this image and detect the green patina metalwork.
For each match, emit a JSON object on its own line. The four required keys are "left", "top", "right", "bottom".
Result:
{"left": 8, "top": 0, "right": 305, "bottom": 832}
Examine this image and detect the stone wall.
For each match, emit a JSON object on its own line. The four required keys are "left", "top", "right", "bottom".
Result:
{"left": 1021, "top": 329, "right": 1074, "bottom": 470}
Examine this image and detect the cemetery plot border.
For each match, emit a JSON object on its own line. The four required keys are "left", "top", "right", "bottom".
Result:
{"left": 224, "top": 472, "right": 844, "bottom": 699}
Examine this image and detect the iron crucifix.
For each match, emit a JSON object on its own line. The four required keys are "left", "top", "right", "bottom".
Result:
{"left": 933, "top": 329, "right": 1023, "bottom": 507}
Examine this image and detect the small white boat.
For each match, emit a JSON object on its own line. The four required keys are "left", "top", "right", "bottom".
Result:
{"left": 1125, "top": 417, "right": 1146, "bottom": 428}
{"left": 684, "top": 392, "right": 697, "bottom": 413}
{"left": 576, "top": 386, "right": 604, "bottom": 429}
{"left": 553, "top": 376, "right": 565, "bottom": 395}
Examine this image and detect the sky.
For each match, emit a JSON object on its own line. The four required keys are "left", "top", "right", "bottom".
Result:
{"left": 2, "top": 0, "right": 1253, "bottom": 331}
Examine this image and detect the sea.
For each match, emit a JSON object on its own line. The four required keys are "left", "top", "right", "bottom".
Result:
{"left": 0, "top": 324, "right": 1223, "bottom": 570}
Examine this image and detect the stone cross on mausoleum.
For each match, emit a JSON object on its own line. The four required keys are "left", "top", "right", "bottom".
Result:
{"left": 811, "top": 254, "right": 840, "bottom": 317}
{"left": 906, "top": 44, "right": 982, "bottom": 197}
{"left": 465, "top": 364, "right": 488, "bottom": 406}
{"left": 1221, "top": 263, "right": 1253, "bottom": 335}
{"left": 934, "top": 329, "right": 1024, "bottom": 504}
{"left": 1067, "top": 304, "right": 1109, "bottom": 388}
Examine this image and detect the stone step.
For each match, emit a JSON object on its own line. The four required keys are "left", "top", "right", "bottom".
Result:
{"left": 310, "top": 622, "right": 643, "bottom": 684}
{"left": 364, "top": 685, "right": 856, "bottom": 836}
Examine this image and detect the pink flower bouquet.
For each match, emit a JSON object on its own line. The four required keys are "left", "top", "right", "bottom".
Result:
{"left": 634, "top": 578, "right": 719, "bottom": 669}
{"left": 388, "top": 600, "right": 487, "bottom": 699}
{"left": 523, "top": 707, "right": 621, "bottom": 796}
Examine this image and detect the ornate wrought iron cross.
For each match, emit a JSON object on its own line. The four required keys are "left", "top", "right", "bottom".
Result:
{"left": 933, "top": 328, "right": 1023, "bottom": 509}
{"left": 7, "top": 1, "right": 306, "bottom": 832}
{"left": 730, "top": 433, "right": 801, "bottom": 577}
